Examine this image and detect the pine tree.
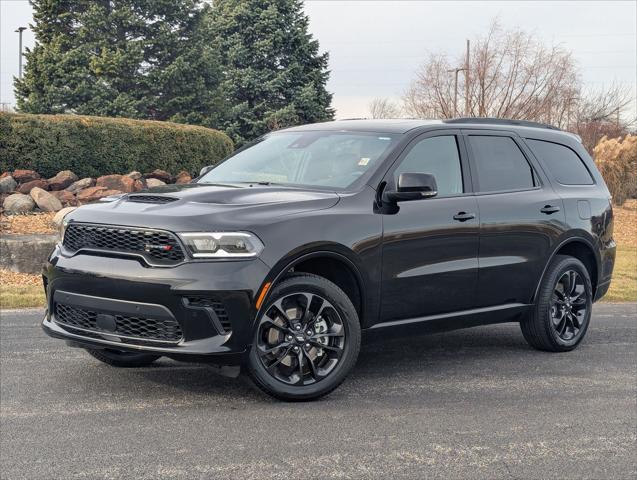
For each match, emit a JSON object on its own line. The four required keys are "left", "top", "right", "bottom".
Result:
{"left": 209, "top": 0, "right": 334, "bottom": 145}
{"left": 15, "top": 0, "right": 224, "bottom": 127}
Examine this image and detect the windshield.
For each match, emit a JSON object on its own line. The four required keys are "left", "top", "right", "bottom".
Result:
{"left": 198, "top": 131, "right": 399, "bottom": 189}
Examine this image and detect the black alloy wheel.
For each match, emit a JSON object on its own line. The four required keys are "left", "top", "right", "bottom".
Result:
{"left": 521, "top": 255, "right": 592, "bottom": 352}
{"left": 247, "top": 273, "right": 361, "bottom": 401}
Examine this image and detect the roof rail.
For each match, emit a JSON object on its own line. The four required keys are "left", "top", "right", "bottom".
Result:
{"left": 444, "top": 117, "right": 561, "bottom": 131}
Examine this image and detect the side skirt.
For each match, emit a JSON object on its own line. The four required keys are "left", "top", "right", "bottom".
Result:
{"left": 368, "top": 303, "right": 532, "bottom": 336}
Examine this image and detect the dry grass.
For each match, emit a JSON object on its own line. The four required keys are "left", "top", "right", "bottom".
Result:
{"left": 0, "top": 212, "right": 57, "bottom": 234}
{"left": 0, "top": 271, "right": 46, "bottom": 309}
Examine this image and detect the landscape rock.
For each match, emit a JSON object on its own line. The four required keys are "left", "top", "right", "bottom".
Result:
{"left": 12, "top": 169, "right": 40, "bottom": 183}
{"left": 29, "top": 187, "right": 63, "bottom": 212}
{"left": 66, "top": 177, "right": 94, "bottom": 193}
{"left": 96, "top": 174, "right": 135, "bottom": 193}
{"left": 133, "top": 179, "right": 147, "bottom": 191}
{"left": 145, "top": 169, "right": 172, "bottom": 183}
{"left": 145, "top": 178, "right": 166, "bottom": 188}
{"left": 51, "top": 190, "right": 77, "bottom": 206}
{"left": 127, "top": 171, "right": 143, "bottom": 180}
{"left": 76, "top": 186, "right": 122, "bottom": 203}
{"left": 0, "top": 175, "right": 17, "bottom": 194}
{"left": 52, "top": 207, "right": 77, "bottom": 227}
{"left": 48, "top": 170, "right": 78, "bottom": 190}
{"left": 17, "top": 179, "right": 49, "bottom": 194}
{"left": 3, "top": 193, "right": 35, "bottom": 214}
{"left": 175, "top": 171, "right": 192, "bottom": 184}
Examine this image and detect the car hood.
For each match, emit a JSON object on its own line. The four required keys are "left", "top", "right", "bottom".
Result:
{"left": 66, "top": 183, "right": 340, "bottom": 231}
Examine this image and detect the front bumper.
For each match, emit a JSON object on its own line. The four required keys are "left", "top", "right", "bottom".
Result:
{"left": 42, "top": 245, "right": 271, "bottom": 364}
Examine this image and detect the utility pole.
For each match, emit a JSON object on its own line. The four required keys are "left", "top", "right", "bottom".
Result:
{"left": 447, "top": 67, "right": 466, "bottom": 117}
{"left": 465, "top": 39, "right": 470, "bottom": 116}
{"left": 15, "top": 27, "right": 27, "bottom": 79}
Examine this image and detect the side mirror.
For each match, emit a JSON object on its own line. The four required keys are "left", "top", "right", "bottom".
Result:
{"left": 199, "top": 165, "right": 213, "bottom": 177}
{"left": 385, "top": 172, "right": 438, "bottom": 203}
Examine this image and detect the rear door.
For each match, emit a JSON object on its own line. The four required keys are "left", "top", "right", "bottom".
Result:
{"left": 463, "top": 130, "right": 566, "bottom": 307}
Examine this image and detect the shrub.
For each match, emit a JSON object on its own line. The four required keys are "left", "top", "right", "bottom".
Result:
{"left": 594, "top": 134, "right": 637, "bottom": 206}
{"left": 0, "top": 113, "right": 233, "bottom": 179}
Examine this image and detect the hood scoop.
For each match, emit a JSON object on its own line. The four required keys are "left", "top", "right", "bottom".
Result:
{"left": 126, "top": 194, "right": 179, "bottom": 204}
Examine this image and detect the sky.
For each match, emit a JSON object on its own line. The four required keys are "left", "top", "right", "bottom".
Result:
{"left": 1, "top": 0, "right": 636, "bottom": 119}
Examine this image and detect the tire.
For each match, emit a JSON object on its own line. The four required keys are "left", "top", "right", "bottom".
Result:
{"left": 247, "top": 273, "right": 361, "bottom": 401}
{"left": 85, "top": 348, "right": 161, "bottom": 368}
{"left": 521, "top": 255, "right": 593, "bottom": 352}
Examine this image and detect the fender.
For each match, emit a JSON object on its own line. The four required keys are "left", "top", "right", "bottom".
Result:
{"left": 531, "top": 234, "right": 601, "bottom": 304}
{"left": 252, "top": 243, "right": 369, "bottom": 326}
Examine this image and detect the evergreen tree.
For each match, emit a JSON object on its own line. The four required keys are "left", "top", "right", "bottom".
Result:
{"left": 209, "top": 0, "right": 334, "bottom": 144}
{"left": 15, "top": 0, "right": 224, "bottom": 127}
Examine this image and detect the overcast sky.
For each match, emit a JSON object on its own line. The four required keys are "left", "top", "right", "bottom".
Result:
{"left": 2, "top": 0, "right": 636, "bottom": 119}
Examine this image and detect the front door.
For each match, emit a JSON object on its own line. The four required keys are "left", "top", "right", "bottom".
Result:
{"left": 380, "top": 131, "right": 479, "bottom": 322}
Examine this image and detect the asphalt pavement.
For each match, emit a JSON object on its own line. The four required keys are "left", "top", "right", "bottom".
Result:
{"left": 1, "top": 304, "right": 635, "bottom": 479}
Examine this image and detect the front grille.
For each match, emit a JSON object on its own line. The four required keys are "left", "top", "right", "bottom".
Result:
{"left": 127, "top": 195, "right": 178, "bottom": 204}
{"left": 184, "top": 296, "right": 232, "bottom": 333}
{"left": 55, "top": 303, "right": 183, "bottom": 342}
{"left": 63, "top": 223, "right": 185, "bottom": 265}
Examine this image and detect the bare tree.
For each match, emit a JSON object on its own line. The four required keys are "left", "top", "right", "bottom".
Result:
{"left": 368, "top": 97, "right": 403, "bottom": 119}
{"left": 403, "top": 20, "right": 635, "bottom": 150}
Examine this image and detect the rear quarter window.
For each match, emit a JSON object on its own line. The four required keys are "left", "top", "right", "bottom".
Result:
{"left": 526, "top": 139, "right": 594, "bottom": 185}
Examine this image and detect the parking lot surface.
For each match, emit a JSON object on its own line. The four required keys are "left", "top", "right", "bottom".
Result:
{"left": 1, "top": 304, "right": 635, "bottom": 479}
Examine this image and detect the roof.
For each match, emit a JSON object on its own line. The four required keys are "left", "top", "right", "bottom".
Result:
{"left": 281, "top": 119, "right": 443, "bottom": 134}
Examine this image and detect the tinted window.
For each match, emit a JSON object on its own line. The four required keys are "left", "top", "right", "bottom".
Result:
{"left": 526, "top": 139, "right": 593, "bottom": 185}
{"left": 468, "top": 136, "right": 535, "bottom": 192}
{"left": 394, "top": 136, "right": 463, "bottom": 196}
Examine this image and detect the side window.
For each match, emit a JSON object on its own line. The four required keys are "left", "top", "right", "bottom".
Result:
{"left": 394, "top": 136, "right": 463, "bottom": 196}
{"left": 526, "top": 139, "right": 594, "bottom": 185}
{"left": 468, "top": 136, "right": 536, "bottom": 192}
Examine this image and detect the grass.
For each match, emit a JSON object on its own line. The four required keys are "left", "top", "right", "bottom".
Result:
{"left": 0, "top": 284, "right": 46, "bottom": 310}
{"left": 602, "top": 246, "right": 636, "bottom": 302}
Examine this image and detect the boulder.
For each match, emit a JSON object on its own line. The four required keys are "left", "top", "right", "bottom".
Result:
{"left": 12, "top": 169, "right": 40, "bottom": 183}
{"left": 30, "top": 187, "right": 63, "bottom": 212}
{"left": 127, "top": 171, "right": 143, "bottom": 180}
{"left": 66, "top": 177, "right": 95, "bottom": 193}
{"left": 96, "top": 174, "right": 135, "bottom": 193}
{"left": 1, "top": 172, "right": 9, "bottom": 178}
{"left": 145, "top": 178, "right": 166, "bottom": 188}
{"left": 48, "top": 170, "right": 78, "bottom": 190}
{"left": 17, "top": 179, "right": 49, "bottom": 194}
{"left": 175, "top": 171, "right": 192, "bottom": 184}
{"left": 3, "top": 193, "right": 35, "bottom": 214}
{"left": 0, "top": 175, "right": 17, "bottom": 194}
{"left": 133, "top": 179, "right": 147, "bottom": 191}
{"left": 145, "top": 169, "right": 172, "bottom": 183}
{"left": 76, "top": 186, "right": 122, "bottom": 203}
{"left": 52, "top": 207, "right": 77, "bottom": 227}
{"left": 51, "top": 190, "right": 78, "bottom": 206}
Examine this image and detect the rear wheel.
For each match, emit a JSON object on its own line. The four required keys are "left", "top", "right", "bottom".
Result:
{"left": 247, "top": 273, "right": 361, "bottom": 401}
{"left": 85, "top": 348, "right": 161, "bottom": 368}
{"left": 521, "top": 255, "right": 592, "bottom": 352}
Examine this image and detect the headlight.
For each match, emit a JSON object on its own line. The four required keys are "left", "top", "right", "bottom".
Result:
{"left": 178, "top": 232, "right": 264, "bottom": 258}
{"left": 60, "top": 218, "right": 70, "bottom": 242}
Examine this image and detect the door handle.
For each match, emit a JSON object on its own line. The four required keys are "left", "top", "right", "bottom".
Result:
{"left": 540, "top": 205, "right": 561, "bottom": 214}
{"left": 453, "top": 212, "right": 476, "bottom": 222}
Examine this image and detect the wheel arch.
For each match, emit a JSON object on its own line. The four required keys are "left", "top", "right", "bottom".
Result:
{"left": 256, "top": 246, "right": 369, "bottom": 326}
{"left": 532, "top": 236, "right": 600, "bottom": 303}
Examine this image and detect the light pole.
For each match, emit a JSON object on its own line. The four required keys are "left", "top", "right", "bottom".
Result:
{"left": 15, "top": 27, "right": 27, "bottom": 79}
{"left": 446, "top": 67, "right": 466, "bottom": 117}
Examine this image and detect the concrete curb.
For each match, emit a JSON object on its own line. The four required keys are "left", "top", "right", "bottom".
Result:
{"left": 0, "top": 233, "right": 58, "bottom": 274}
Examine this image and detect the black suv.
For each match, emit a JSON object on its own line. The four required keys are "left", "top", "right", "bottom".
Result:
{"left": 42, "top": 118, "right": 615, "bottom": 400}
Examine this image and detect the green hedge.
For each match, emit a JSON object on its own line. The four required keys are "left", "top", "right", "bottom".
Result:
{"left": 0, "top": 113, "right": 234, "bottom": 179}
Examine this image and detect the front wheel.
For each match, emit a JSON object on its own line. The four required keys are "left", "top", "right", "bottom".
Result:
{"left": 521, "top": 255, "right": 593, "bottom": 352}
{"left": 247, "top": 273, "right": 361, "bottom": 401}
{"left": 85, "top": 348, "right": 161, "bottom": 367}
